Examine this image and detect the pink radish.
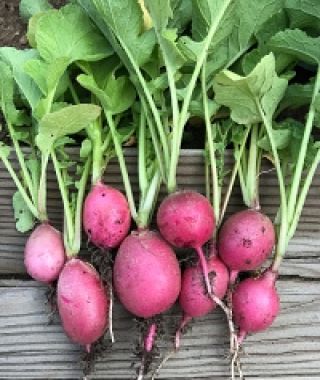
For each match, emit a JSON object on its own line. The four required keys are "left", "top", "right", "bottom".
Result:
{"left": 57, "top": 258, "right": 109, "bottom": 352}
{"left": 232, "top": 269, "right": 280, "bottom": 343}
{"left": 24, "top": 223, "right": 66, "bottom": 283}
{"left": 156, "top": 191, "right": 218, "bottom": 313}
{"left": 113, "top": 230, "right": 181, "bottom": 318}
{"left": 218, "top": 209, "right": 275, "bottom": 279}
{"left": 176, "top": 246, "right": 229, "bottom": 349}
{"left": 157, "top": 190, "right": 215, "bottom": 249}
{"left": 83, "top": 182, "right": 131, "bottom": 249}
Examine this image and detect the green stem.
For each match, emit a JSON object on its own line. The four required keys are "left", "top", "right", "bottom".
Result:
{"left": 68, "top": 78, "right": 80, "bottom": 104}
{"left": 246, "top": 124, "right": 259, "bottom": 209}
{"left": 202, "top": 65, "right": 220, "bottom": 222}
{"left": 87, "top": 119, "right": 103, "bottom": 185}
{"left": 0, "top": 154, "right": 39, "bottom": 218}
{"left": 219, "top": 127, "right": 251, "bottom": 226}
{"left": 237, "top": 146, "right": 249, "bottom": 207}
{"left": 141, "top": 97, "right": 166, "bottom": 181}
{"left": 7, "top": 123, "right": 36, "bottom": 203}
{"left": 286, "top": 148, "right": 320, "bottom": 244}
{"left": 37, "top": 152, "right": 49, "bottom": 221}
{"left": 137, "top": 169, "right": 161, "bottom": 229}
{"left": 120, "top": 39, "right": 170, "bottom": 172}
{"left": 205, "top": 149, "right": 211, "bottom": 201}
{"left": 287, "top": 66, "right": 320, "bottom": 225}
{"left": 50, "top": 149, "right": 74, "bottom": 247}
{"left": 167, "top": 0, "right": 233, "bottom": 192}
{"left": 138, "top": 111, "right": 148, "bottom": 203}
{"left": 70, "top": 157, "right": 92, "bottom": 257}
{"left": 101, "top": 131, "right": 112, "bottom": 154}
{"left": 257, "top": 102, "right": 288, "bottom": 262}
{"left": 105, "top": 111, "right": 137, "bottom": 222}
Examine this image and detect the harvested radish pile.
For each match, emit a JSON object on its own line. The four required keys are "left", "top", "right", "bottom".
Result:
{"left": 0, "top": 0, "right": 320, "bottom": 379}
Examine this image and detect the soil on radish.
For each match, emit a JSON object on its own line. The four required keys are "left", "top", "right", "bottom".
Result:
{"left": 81, "top": 336, "right": 113, "bottom": 377}
{"left": 89, "top": 247, "right": 114, "bottom": 285}
{"left": 45, "top": 283, "right": 58, "bottom": 325}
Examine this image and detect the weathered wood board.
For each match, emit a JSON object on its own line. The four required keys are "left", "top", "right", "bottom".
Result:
{"left": 0, "top": 149, "right": 320, "bottom": 379}
{"left": 0, "top": 280, "right": 319, "bottom": 379}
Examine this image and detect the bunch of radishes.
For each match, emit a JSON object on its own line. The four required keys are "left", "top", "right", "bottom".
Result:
{"left": 1, "top": 1, "right": 320, "bottom": 379}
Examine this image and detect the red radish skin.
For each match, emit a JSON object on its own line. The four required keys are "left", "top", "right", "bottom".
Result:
{"left": 113, "top": 230, "right": 181, "bottom": 318}
{"left": 232, "top": 269, "right": 279, "bottom": 342}
{"left": 24, "top": 223, "right": 66, "bottom": 283}
{"left": 179, "top": 253, "right": 229, "bottom": 318}
{"left": 57, "top": 258, "right": 109, "bottom": 351}
{"left": 218, "top": 209, "right": 275, "bottom": 272}
{"left": 83, "top": 182, "right": 131, "bottom": 249}
{"left": 157, "top": 191, "right": 215, "bottom": 249}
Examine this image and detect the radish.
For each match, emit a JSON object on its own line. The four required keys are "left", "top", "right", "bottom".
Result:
{"left": 113, "top": 230, "right": 181, "bottom": 318}
{"left": 212, "top": 53, "right": 320, "bottom": 379}
{"left": 50, "top": 150, "right": 111, "bottom": 350}
{"left": 157, "top": 191, "right": 217, "bottom": 307}
{"left": 218, "top": 209, "right": 275, "bottom": 277}
{"left": 157, "top": 190, "right": 215, "bottom": 250}
{"left": 83, "top": 182, "right": 131, "bottom": 249}
{"left": 232, "top": 269, "right": 280, "bottom": 343}
{"left": 176, "top": 246, "right": 228, "bottom": 349}
{"left": 24, "top": 223, "right": 65, "bottom": 283}
{"left": 57, "top": 258, "right": 109, "bottom": 352}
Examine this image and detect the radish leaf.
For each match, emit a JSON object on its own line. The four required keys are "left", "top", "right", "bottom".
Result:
{"left": 13, "top": 191, "right": 35, "bottom": 233}
{"left": 19, "top": 0, "right": 52, "bottom": 22}
{"left": 77, "top": 73, "right": 136, "bottom": 115}
{"left": 36, "top": 104, "right": 101, "bottom": 153}
{"left": 269, "top": 29, "right": 320, "bottom": 65}
{"left": 0, "top": 48, "right": 42, "bottom": 110}
{"left": 213, "top": 53, "right": 288, "bottom": 124}
{"left": 35, "top": 4, "right": 112, "bottom": 64}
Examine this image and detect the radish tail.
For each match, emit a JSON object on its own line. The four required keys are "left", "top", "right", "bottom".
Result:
{"left": 194, "top": 246, "right": 242, "bottom": 379}
{"left": 109, "top": 284, "right": 115, "bottom": 343}
{"left": 136, "top": 323, "right": 157, "bottom": 380}
{"left": 175, "top": 313, "right": 192, "bottom": 350}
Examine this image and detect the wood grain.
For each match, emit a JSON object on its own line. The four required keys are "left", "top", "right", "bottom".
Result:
{"left": 1, "top": 149, "right": 320, "bottom": 278}
{"left": 0, "top": 279, "right": 319, "bottom": 379}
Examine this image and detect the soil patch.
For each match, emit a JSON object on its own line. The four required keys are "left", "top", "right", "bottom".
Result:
{"left": 0, "top": 0, "right": 67, "bottom": 48}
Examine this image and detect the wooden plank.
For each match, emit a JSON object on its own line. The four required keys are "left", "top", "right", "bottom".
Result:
{"left": 1, "top": 149, "right": 320, "bottom": 277}
{"left": 0, "top": 279, "right": 319, "bottom": 379}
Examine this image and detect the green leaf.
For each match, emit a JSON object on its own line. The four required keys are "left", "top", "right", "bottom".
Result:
{"left": 213, "top": 53, "right": 288, "bottom": 124}
{"left": 255, "top": 8, "right": 289, "bottom": 45}
{"left": 24, "top": 57, "right": 69, "bottom": 95}
{"left": 242, "top": 47, "right": 294, "bottom": 75}
{"left": 279, "top": 81, "right": 314, "bottom": 112}
{"left": 80, "top": 139, "right": 92, "bottom": 158}
{"left": 269, "top": 29, "right": 320, "bottom": 65}
{"left": 77, "top": 73, "right": 136, "bottom": 115}
{"left": 35, "top": 4, "right": 112, "bottom": 64}
{"left": 19, "top": 0, "right": 52, "bottom": 22}
{"left": 285, "top": 0, "right": 320, "bottom": 33}
{"left": 12, "top": 191, "right": 35, "bottom": 233}
{"left": 77, "top": 0, "right": 155, "bottom": 67}
{"left": 258, "top": 128, "right": 291, "bottom": 151}
{"left": 36, "top": 104, "right": 101, "bottom": 153}
{"left": 145, "top": 0, "right": 186, "bottom": 72}
{"left": 168, "top": 0, "right": 192, "bottom": 33}
{"left": 0, "top": 62, "right": 20, "bottom": 124}
{"left": 0, "top": 143, "right": 11, "bottom": 159}
{"left": 0, "top": 48, "right": 42, "bottom": 110}
{"left": 196, "top": 0, "right": 285, "bottom": 78}
{"left": 26, "top": 12, "right": 45, "bottom": 48}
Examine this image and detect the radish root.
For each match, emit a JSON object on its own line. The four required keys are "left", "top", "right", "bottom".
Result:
{"left": 195, "top": 246, "right": 243, "bottom": 379}
{"left": 109, "top": 284, "right": 115, "bottom": 344}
